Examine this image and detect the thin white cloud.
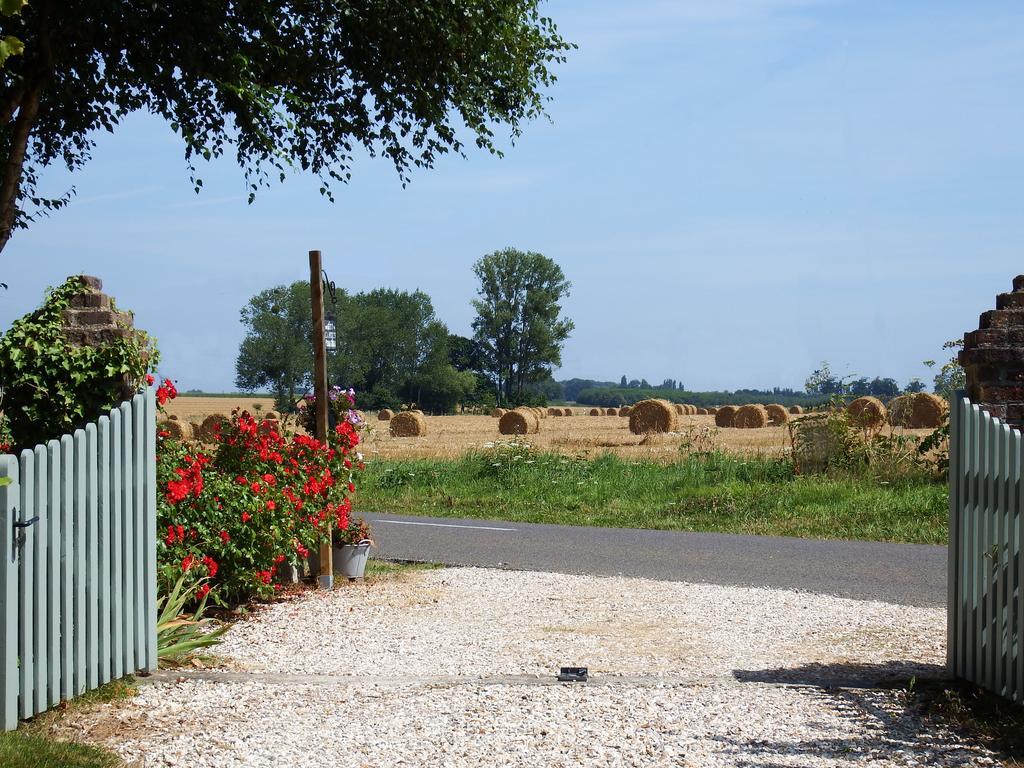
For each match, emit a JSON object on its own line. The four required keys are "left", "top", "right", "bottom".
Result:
{"left": 168, "top": 194, "right": 246, "bottom": 209}
{"left": 74, "top": 185, "right": 162, "bottom": 206}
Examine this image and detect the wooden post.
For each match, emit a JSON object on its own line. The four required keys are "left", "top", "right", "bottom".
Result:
{"left": 309, "top": 250, "right": 333, "bottom": 589}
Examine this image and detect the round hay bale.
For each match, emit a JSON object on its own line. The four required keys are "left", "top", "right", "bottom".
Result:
{"left": 378, "top": 409, "right": 395, "bottom": 421}
{"left": 707, "top": 407, "right": 719, "bottom": 416}
{"left": 714, "top": 406, "right": 737, "bottom": 427}
{"left": 733, "top": 404, "right": 769, "bottom": 429}
{"left": 619, "top": 405, "right": 631, "bottom": 416}
{"left": 490, "top": 408, "right": 507, "bottom": 418}
{"left": 265, "top": 411, "right": 279, "bottom": 420}
{"left": 910, "top": 393, "right": 946, "bottom": 428}
{"left": 847, "top": 397, "right": 888, "bottom": 429}
{"left": 765, "top": 404, "right": 790, "bottom": 426}
{"left": 789, "top": 405, "right": 804, "bottom": 415}
{"left": 536, "top": 407, "right": 547, "bottom": 420}
{"left": 196, "top": 414, "right": 228, "bottom": 443}
{"left": 589, "top": 408, "right": 601, "bottom": 416}
{"left": 562, "top": 407, "right": 574, "bottom": 417}
{"left": 158, "top": 419, "right": 190, "bottom": 440}
{"left": 411, "top": 409, "right": 424, "bottom": 416}
{"left": 547, "top": 408, "right": 559, "bottom": 417}
{"left": 694, "top": 407, "right": 707, "bottom": 415}
{"left": 390, "top": 411, "right": 426, "bottom": 437}
{"left": 888, "top": 395, "right": 912, "bottom": 427}
{"left": 673, "top": 404, "right": 686, "bottom": 416}
{"left": 499, "top": 409, "right": 539, "bottom": 435}
{"left": 605, "top": 407, "right": 618, "bottom": 417}
{"left": 629, "top": 399, "right": 678, "bottom": 435}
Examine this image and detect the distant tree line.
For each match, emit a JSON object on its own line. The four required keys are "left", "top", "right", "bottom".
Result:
{"left": 566, "top": 361, "right": 937, "bottom": 408}
{"left": 234, "top": 248, "right": 574, "bottom": 413}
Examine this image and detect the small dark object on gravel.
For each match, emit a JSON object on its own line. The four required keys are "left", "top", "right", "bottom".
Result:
{"left": 558, "top": 667, "right": 589, "bottom": 682}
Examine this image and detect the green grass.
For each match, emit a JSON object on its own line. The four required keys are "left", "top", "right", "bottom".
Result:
{"left": 0, "top": 733, "right": 119, "bottom": 768}
{"left": 363, "top": 559, "right": 443, "bottom": 580}
{"left": 359, "top": 450, "right": 948, "bottom": 544}
{"left": 0, "top": 679, "right": 136, "bottom": 768}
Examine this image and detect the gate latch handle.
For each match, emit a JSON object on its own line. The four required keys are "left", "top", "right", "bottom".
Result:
{"left": 12, "top": 514, "right": 38, "bottom": 556}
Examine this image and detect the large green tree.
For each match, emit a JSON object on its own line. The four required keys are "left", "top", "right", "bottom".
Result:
{"left": 235, "top": 281, "right": 313, "bottom": 413}
{"left": 331, "top": 288, "right": 467, "bottom": 411}
{"left": 237, "top": 282, "right": 481, "bottom": 413}
{"left": 471, "top": 247, "right": 573, "bottom": 405}
{"left": 0, "top": 1, "right": 572, "bottom": 254}
{"left": 333, "top": 288, "right": 430, "bottom": 406}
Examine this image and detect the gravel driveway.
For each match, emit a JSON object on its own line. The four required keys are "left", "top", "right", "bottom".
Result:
{"left": 53, "top": 567, "right": 999, "bottom": 767}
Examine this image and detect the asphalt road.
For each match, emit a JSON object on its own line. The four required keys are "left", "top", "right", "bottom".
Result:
{"left": 362, "top": 512, "right": 947, "bottom": 608}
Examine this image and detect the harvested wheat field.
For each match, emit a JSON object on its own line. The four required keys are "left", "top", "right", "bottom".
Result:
{"left": 359, "top": 413, "right": 936, "bottom": 462}
{"left": 164, "top": 395, "right": 277, "bottom": 422}
{"left": 163, "top": 398, "right": 938, "bottom": 462}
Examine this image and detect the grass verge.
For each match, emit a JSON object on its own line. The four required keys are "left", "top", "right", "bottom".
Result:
{"left": 1, "top": 678, "right": 136, "bottom": 768}
{"left": 0, "top": 733, "right": 119, "bottom": 768}
{"left": 359, "top": 450, "right": 948, "bottom": 544}
{"left": 363, "top": 559, "right": 443, "bottom": 580}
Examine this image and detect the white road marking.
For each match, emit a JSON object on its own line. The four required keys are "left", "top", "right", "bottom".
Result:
{"left": 374, "top": 519, "right": 517, "bottom": 532}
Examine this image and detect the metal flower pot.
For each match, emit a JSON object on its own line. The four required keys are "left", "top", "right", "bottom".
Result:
{"left": 333, "top": 540, "right": 372, "bottom": 579}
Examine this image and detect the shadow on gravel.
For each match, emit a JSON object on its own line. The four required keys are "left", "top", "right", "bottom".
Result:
{"left": 732, "top": 660, "right": 948, "bottom": 689}
{"left": 715, "top": 681, "right": 995, "bottom": 767}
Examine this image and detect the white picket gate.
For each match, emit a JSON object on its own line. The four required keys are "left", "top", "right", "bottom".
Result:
{"left": 0, "top": 389, "right": 157, "bottom": 730}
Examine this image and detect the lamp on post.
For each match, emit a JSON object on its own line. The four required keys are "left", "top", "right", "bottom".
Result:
{"left": 324, "top": 313, "right": 337, "bottom": 354}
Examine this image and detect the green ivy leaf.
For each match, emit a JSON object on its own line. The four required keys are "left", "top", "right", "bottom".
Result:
{"left": 0, "top": 36, "right": 23, "bottom": 67}
{"left": 0, "top": 0, "right": 26, "bottom": 16}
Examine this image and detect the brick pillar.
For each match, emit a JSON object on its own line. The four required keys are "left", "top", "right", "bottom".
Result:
{"left": 61, "top": 275, "right": 138, "bottom": 399}
{"left": 959, "top": 275, "right": 1024, "bottom": 428}
{"left": 61, "top": 276, "right": 134, "bottom": 346}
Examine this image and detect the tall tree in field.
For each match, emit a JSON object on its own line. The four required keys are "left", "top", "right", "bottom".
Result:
{"left": 0, "top": 2, "right": 573, "bottom": 256}
{"left": 471, "top": 248, "right": 573, "bottom": 405}
{"left": 330, "top": 288, "right": 462, "bottom": 411}
{"left": 235, "top": 281, "right": 312, "bottom": 413}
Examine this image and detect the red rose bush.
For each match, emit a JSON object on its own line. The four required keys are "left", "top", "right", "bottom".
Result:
{"left": 156, "top": 384, "right": 364, "bottom": 604}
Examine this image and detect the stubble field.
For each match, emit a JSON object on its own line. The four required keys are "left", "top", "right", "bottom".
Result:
{"left": 166, "top": 397, "right": 935, "bottom": 462}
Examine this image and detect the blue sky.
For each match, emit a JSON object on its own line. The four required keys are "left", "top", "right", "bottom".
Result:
{"left": 2, "top": 0, "right": 1022, "bottom": 393}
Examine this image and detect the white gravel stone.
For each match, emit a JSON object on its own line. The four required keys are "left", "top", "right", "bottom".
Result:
{"left": 53, "top": 567, "right": 995, "bottom": 767}
{"left": 216, "top": 567, "right": 946, "bottom": 681}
